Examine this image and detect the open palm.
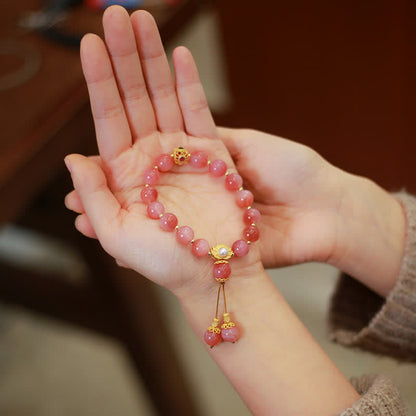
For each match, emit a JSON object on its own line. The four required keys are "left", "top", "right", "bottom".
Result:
{"left": 65, "top": 6, "right": 262, "bottom": 295}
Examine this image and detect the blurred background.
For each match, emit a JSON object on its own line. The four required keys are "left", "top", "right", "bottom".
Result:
{"left": 0, "top": 0, "right": 415, "bottom": 415}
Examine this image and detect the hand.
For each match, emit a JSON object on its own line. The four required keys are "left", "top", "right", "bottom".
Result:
{"left": 64, "top": 6, "right": 262, "bottom": 297}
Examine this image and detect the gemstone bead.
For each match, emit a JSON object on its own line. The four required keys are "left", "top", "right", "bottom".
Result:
{"left": 192, "top": 239, "right": 210, "bottom": 257}
{"left": 232, "top": 240, "right": 250, "bottom": 257}
{"left": 221, "top": 326, "right": 240, "bottom": 343}
{"left": 243, "top": 225, "right": 260, "bottom": 242}
{"left": 160, "top": 213, "right": 178, "bottom": 231}
{"left": 143, "top": 168, "right": 160, "bottom": 185}
{"left": 243, "top": 208, "right": 261, "bottom": 225}
{"left": 155, "top": 154, "right": 174, "bottom": 172}
{"left": 209, "top": 159, "right": 227, "bottom": 177}
{"left": 140, "top": 187, "right": 158, "bottom": 204}
{"left": 225, "top": 173, "right": 243, "bottom": 191}
{"left": 204, "top": 330, "right": 221, "bottom": 347}
{"left": 213, "top": 262, "right": 231, "bottom": 281}
{"left": 236, "top": 190, "right": 254, "bottom": 208}
{"left": 190, "top": 151, "right": 208, "bottom": 168}
{"left": 176, "top": 226, "right": 194, "bottom": 245}
{"left": 147, "top": 201, "right": 164, "bottom": 219}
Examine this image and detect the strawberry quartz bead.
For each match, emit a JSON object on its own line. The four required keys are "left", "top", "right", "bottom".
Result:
{"left": 176, "top": 226, "right": 194, "bottom": 245}
{"left": 143, "top": 168, "right": 160, "bottom": 185}
{"left": 209, "top": 159, "right": 227, "bottom": 177}
{"left": 204, "top": 330, "right": 221, "bottom": 347}
{"left": 236, "top": 190, "right": 254, "bottom": 208}
{"left": 243, "top": 208, "right": 261, "bottom": 225}
{"left": 221, "top": 326, "right": 240, "bottom": 343}
{"left": 190, "top": 151, "right": 208, "bottom": 168}
{"left": 192, "top": 239, "right": 210, "bottom": 257}
{"left": 155, "top": 154, "right": 174, "bottom": 172}
{"left": 140, "top": 187, "right": 158, "bottom": 204}
{"left": 213, "top": 262, "right": 231, "bottom": 281}
{"left": 232, "top": 240, "right": 249, "bottom": 257}
{"left": 160, "top": 213, "right": 178, "bottom": 231}
{"left": 243, "top": 225, "right": 260, "bottom": 242}
{"left": 147, "top": 201, "right": 164, "bottom": 219}
{"left": 225, "top": 173, "right": 243, "bottom": 191}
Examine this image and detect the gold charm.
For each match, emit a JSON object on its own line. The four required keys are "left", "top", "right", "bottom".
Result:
{"left": 172, "top": 147, "right": 191, "bottom": 165}
{"left": 210, "top": 244, "right": 234, "bottom": 261}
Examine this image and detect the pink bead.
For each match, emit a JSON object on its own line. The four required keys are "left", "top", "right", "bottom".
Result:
{"left": 192, "top": 239, "right": 210, "bottom": 257}
{"left": 209, "top": 159, "right": 227, "bottom": 177}
{"left": 176, "top": 226, "right": 194, "bottom": 245}
{"left": 243, "top": 225, "right": 260, "bottom": 242}
{"left": 225, "top": 173, "right": 243, "bottom": 191}
{"left": 221, "top": 326, "right": 240, "bottom": 343}
{"left": 232, "top": 240, "right": 250, "bottom": 257}
{"left": 143, "top": 168, "right": 160, "bottom": 185}
{"left": 236, "top": 190, "right": 254, "bottom": 208}
{"left": 155, "top": 154, "right": 174, "bottom": 172}
{"left": 147, "top": 201, "right": 164, "bottom": 219}
{"left": 140, "top": 187, "right": 158, "bottom": 204}
{"left": 204, "top": 330, "right": 222, "bottom": 347}
{"left": 190, "top": 151, "right": 208, "bottom": 168}
{"left": 213, "top": 262, "right": 231, "bottom": 281}
{"left": 159, "top": 213, "right": 178, "bottom": 231}
{"left": 244, "top": 208, "right": 261, "bottom": 225}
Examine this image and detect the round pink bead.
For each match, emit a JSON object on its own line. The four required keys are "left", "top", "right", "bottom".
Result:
{"left": 192, "top": 239, "right": 210, "bottom": 257}
{"left": 244, "top": 208, "right": 261, "bottom": 225}
{"left": 155, "top": 154, "right": 174, "bottom": 172}
{"left": 140, "top": 187, "right": 158, "bottom": 204}
{"left": 159, "top": 213, "right": 178, "bottom": 231}
{"left": 209, "top": 159, "right": 227, "bottom": 177}
{"left": 236, "top": 190, "right": 254, "bottom": 208}
{"left": 190, "top": 151, "right": 209, "bottom": 168}
{"left": 221, "top": 326, "right": 240, "bottom": 343}
{"left": 176, "top": 226, "right": 194, "bottom": 245}
{"left": 213, "top": 262, "right": 231, "bottom": 281}
{"left": 243, "top": 225, "right": 260, "bottom": 242}
{"left": 147, "top": 201, "right": 164, "bottom": 219}
{"left": 143, "top": 168, "right": 160, "bottom": 185}
{"left": 225, "top": 173, "right": 243, "bottom": 191}
{"left": 204, "top": 330, "right": 221, "bottom": 347}
{"left": 232, "top": 240, "right": 250, "bottom": 257}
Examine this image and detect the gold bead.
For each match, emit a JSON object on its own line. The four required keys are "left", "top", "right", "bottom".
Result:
{"left": 173, "top": 147, "right": 191, "bottom": 165}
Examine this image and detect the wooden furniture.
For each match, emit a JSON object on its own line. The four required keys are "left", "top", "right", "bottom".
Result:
{"left": 0, "top": 1, "right": 206, "bottom": 414}
{"left": 215, "top": 0, "right": 416, "bottom": 193}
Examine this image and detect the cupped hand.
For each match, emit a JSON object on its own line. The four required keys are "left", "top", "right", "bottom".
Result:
{"left": 64, "top": 6, "right": 262, "bottom": 296}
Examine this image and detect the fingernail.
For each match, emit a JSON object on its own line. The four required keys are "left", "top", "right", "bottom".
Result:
{"left": 64, "top": 157, "right": 72, "bottom": 173}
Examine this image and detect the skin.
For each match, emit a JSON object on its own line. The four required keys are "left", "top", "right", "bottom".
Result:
{"left": 64, "top": 5, "right": 406, "bottom": 414}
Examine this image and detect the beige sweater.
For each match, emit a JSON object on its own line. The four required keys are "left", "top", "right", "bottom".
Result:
{"left": 328, "top": 192, "right": 416, "bottom": 415}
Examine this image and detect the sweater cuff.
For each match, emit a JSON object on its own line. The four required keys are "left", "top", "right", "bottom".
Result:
{"left": 340, "top": 374, "right": 407, "bottom": 416}
{"left": 328, "top": 191, "right": 416, "bottom": 362}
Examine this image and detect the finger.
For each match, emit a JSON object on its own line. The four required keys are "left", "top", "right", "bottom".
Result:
{"left": 131, "top": 10, "right": 184, "bottom": 133}
{"left": 217, "top": 126, "right": 249, "bottom": 160}
{"left": 65, "top": 154, "right": 122, "bottom": 246}
{"left": 65, "top": 190, "right": 84, "bottom": 213}
{"left": 103, "top": 6, "right": 157, "bottom": 140}
{"left": 80, "top": 33, "right": 132, "bottom": 161}
{"left": 75, "top": 214, "right": 98, "bottom": 239}
{"left": 173, "top": 46, "right": 217, "bottom": 139}
{"left": 115, "top": 259, "right": 130, "bottom": 268}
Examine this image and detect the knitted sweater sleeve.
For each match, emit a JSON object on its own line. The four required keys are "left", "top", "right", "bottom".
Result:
{"left": 328, "top": 192, "right": 416, "bottom": 415}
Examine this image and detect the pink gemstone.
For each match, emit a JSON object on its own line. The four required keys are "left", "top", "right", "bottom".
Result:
{"left": 232, "top": 240, "right": 250, "bottom": 257}
{"left": 236, "top": 190, "right": 254, "bottom": 208}
{"left": 176, "top": 226, "right": 194, "bottom": 245}
{"left": 221, "top": 326, "right": 240, "bottom": 343}
{"left": 155, "top": 154, "right": 174, "bottom": 172}
{"left": 209, "top": 159, "right": 227, "bottom": 177}
{"left": 243, "top": 225, "right": 260, "bottom": 242}
{"left": 147, "top": 201, "right": 164, "bottom": 219}
{"left": 204, "top": 330, "right": 221, "bottom": 347}
{"left": 159, "top": 213, "right": 178, "bottom": 231}
{"left": 244, "top": 208, "right": 261, "bottom": 225}
{"left": 192, "top": 239, "right": 210, "bottom": 257}
{"left": 190, "top": 151, "right": 208, "bottom": 168}
{"left": 140, "top": 187, "right": 158, "bottom": 204}
{"left": 225, "top": 173, "right": 243, "bottom": 191}
{"left": 213, "top": 262, "right": 231, "bottom": 281}
{"left": 143, "top": 168, "right": 160, "bottom": 185}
